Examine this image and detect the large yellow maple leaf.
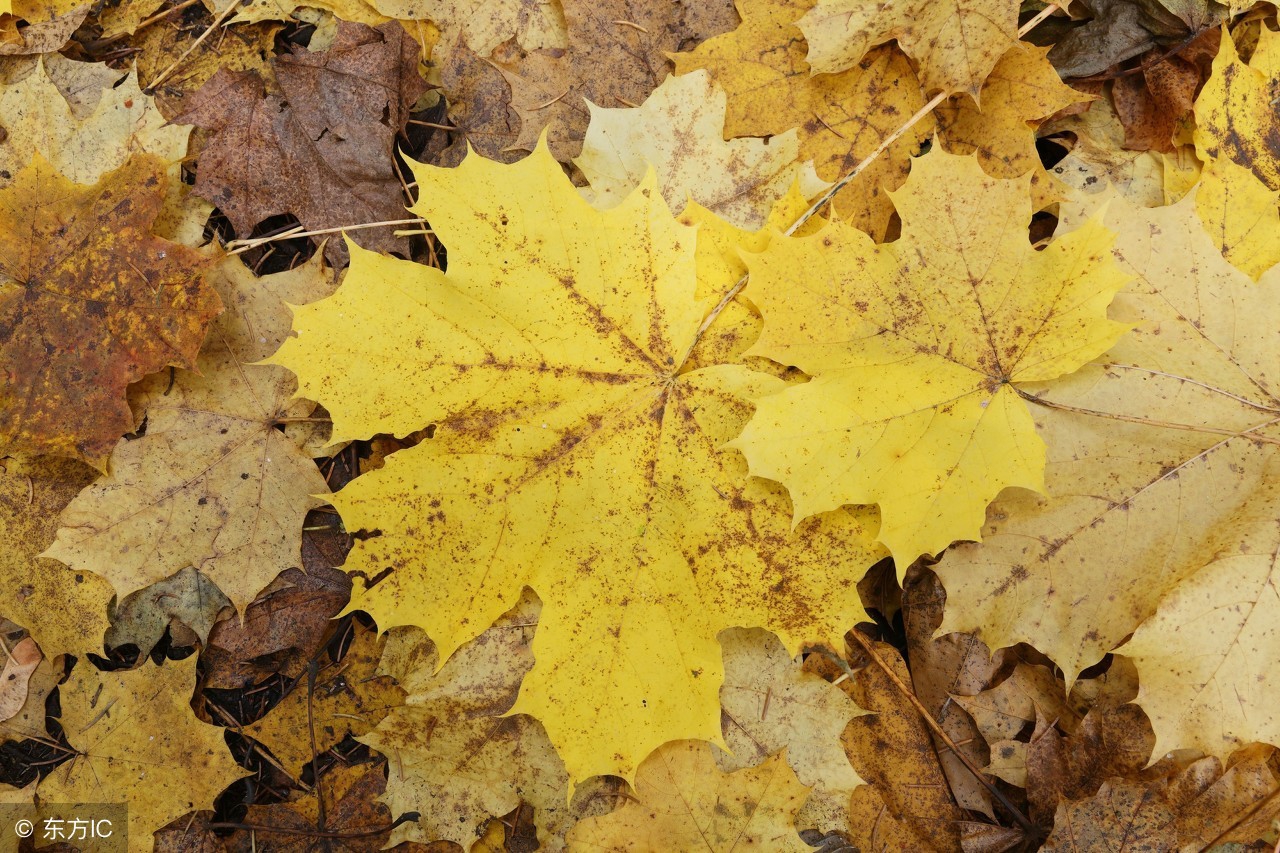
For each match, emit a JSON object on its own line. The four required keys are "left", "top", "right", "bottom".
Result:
{"left": 730, "top": 147, "right": 1130, "bottom": 563}
{"left": 269, "top": 142, "right": 882, "bottom": 786}
{"left": 939, "top": 186, "right": 1280, "bottom": 753}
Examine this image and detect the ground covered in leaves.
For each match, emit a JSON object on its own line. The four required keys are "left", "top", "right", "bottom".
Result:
{"left": 3, "top": 0, "right": 1280, "bottom": 850}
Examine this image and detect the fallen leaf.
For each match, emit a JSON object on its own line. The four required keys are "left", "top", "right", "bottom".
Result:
{"left": 0, "top": 457, "right": 112, "bottom": 657}
{"left": 937, "top": 185, "right": 1280, "bottom": 704}
{"left": 796, "top": 0, "right": 1020, "bottom": 95}
{"left": 1048, "top": 0, "right": 1158, "bottom": 78}
{"left": 237, "top": 762, "right": 395, "bottom": 851}
{"left": 730, "top": 146, "right": 1130, "bottom": 562}
{"left": 1195, "top": 156, "right": 1280, "bottom": 280}
{"left": 1044, "top": 99, "right": 1170, "bottom": 206}
{"left": 359, "top": 592, "right": 574, "bottom": 849}
{"left": 428, "top": 36, "right": 524, "bottom": 165}
{"left": 270, "top": 142, "right": 882, "bottom": 785}
{"left": 105, "top": 566, "right": 233, "bottom": 658}
{"left": 243, "top": 621, "right": 403, "bottom": 774}
{"left": 203, "top": 565, "right": 352, "bottom": 689}
{"left": 902, "top": 571, "right": 998, "bottom": 818}
{"left": 0, "top": 637, "right": 39, "bottom": 722}
{"left": 44, "top": 254, "right": 334, "bottom": 614}
{"left": 1042, "top": 778, "right": 1178, "bottom": 851}
{"left": 717, "top": 628, "right": 866, "bottom": 822}
{"left": 0, "top": 60, "right": 188, "bottom": 191}
{"left": 0, "top": 154, "right": 219, "bottom": 466}
{"left": 936, "top": 44, "right": 1090, "bottom": 210}
{"left": 1195, "top": 26, "right": 1280, "bottom": 191}
{"left": 0, "top": 653, "right": 58, "bottom": 744}
{"left": 672, "top": 0, "right": 933, "bottom": 239}
{"left": 38, "top": 655, "right": 247, "bottom": 847}
{"left": 369, "top": 0, "right": 566, "bottom": 57}
{"left": 575, "top": 69, "right": 826, "bottom": 229}
{"left": 567, "top": 740, "right": 811, "bottom": 851}
{"left": 133, "top": 13, "right": 281, "bottom": 121}
{"left": 177, "top": 22, "right": 428, "bottom": 264}
{"left": 496, "top": 0, "right": 739, "bottom": 160}
{"left": 1112, "top": 29, "right": 1218, "bottom": 152}
{"left": 0, "top": 6, "right": 85, "bottom": 54}
{"left": 837, "top": 638, "right": 965, "bottom": 852}
{"left": 1025, "top": 704, "right": 1155, "bottom": 825}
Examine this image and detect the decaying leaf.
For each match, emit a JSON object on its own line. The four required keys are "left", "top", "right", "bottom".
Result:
{"left": 496, "top": 0, "right": 739, "bottom": 160}
{"left": 0, "top": 456, "right": 112, "bottom": 657}
{"left": 0, "top": 637, "right": 39, "bottom": 722}
{"left": 44, "top": 254, "right": 334, "bottom": 614}
{"left": 0, "top": 154, "right": 219, "bottom": 466}
{"left": 731, "top": 146, "right": 1130, "bottom": 562}
{"left": 938, "top": 184, "right": 1280, "bottom": 724}
{"left": 796, "top": 0, "right": 1020, "bottom": 95}
{"left": 1195, "top": 26, "right": 1280, "bottom": 191}
{"left": 369, "top": 0, "right": 566, "bottom": 57}
{"left": 717, "top": 628, "right": 866, "bottom": 822}
{"left": 243, "top": 621, "right": 403, "bottom": 774}
{"left": 38, "top": 656, "right": 247, "bottom": 846}
{"left": 836, "top": 638, "right": 965, "bottom": 852}
{"left": 237, "top": 762, "right": 395, "bottom": 851}
{"left": 359, "top": 592, "right": 574, "bottom": 849}
{"left": 0, "top": 61, "right": 188, "bottom": 189}
{"left": 1195, "top": 156, "right": 1280, "bottom": 280}
{"left": 177, "top": 21, "right": 428, "bottom": 264}
{"left": 672, "top": 0, "right": 932, "bottom": 239}
{"left": 105, "top": 566, "right": 233, "bottom": 659}
{"left": 575, "top": 70, "right": 826, "bottom": 229}
{"left": 567, "top": 740, "right": 811, "bottom": 851}
{"left": 270, "top": 142, "right": 882, "bottom": 784}
{"left": 936, "top": 44, "right": 1090, "bottom": 210}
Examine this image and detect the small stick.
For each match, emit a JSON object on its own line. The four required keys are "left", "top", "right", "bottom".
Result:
{"left": 146, "top": 0, "right": 239, "bottom": 91}
{"left": 225, "top": 218, "right": 428, "bottom": 255}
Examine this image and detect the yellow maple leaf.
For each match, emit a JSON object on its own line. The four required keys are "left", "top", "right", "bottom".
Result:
{"left": 575, "top": 70, "right": 827, "bottom": 229}
{"left": 369, "top": 0, "right": 566, "bottom": 56}
{"left": 730, "top": 147, "right": 1130, "bottom": 563}
{"left": 567, "top": 740, "right": 811, "bottom": 851}
{"left": 38, "top": 656, "right": 247, "bottom": 846}
{"left": 938, "top": 186, "right": 1280, "bottom": 700}
{"left": 270, "top": 142, "right": 882, "bottom": 785}
{"left": 936, "top": 44, "right": 1091, "bottom": 210}
{"left": 671, "top": 0, "right": 932, "bottom": 240}
{"left": 44, "top": 256, "right": 334, "bottom": 614}
{"left": 1196, "top": 156, "right": 1280, "bottom": 280}
{"left": 797, "top": 0, "right": 1021, "bottom": 96}
{"left": 1195, "top": 26, "right": 1280, "bottom": 191}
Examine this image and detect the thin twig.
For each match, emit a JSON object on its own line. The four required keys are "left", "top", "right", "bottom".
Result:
{"left": 225, "top": 218, "right": 428, "bottom": 255}
{"left": 146, "top": 0, "right": 239, "bottom": 91}
{"left": 845, "top": 629, "right": 1041, "bottom": 837}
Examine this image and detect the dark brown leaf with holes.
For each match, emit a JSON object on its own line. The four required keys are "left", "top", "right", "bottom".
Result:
{"left": 176, "top": 21, "right": 428, "bottom": 265}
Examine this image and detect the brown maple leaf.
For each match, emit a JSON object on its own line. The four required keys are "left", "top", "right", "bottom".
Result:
{"left": 0, "top": 154, "right": 219, "bottom": 466}
{"left": 177, "top": 21, "right": 428, "bottom": 264}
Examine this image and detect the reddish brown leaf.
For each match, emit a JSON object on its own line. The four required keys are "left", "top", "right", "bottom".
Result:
{"left": 0, "top": 154, "right": 219, "bottom": 466}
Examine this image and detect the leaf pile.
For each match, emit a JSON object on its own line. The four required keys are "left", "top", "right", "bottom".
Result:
{"left": 4, "top": 0, "right": 1280, "bottom": 850}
